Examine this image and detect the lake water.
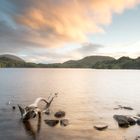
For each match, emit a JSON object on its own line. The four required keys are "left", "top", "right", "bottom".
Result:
{"left": 0, "top": 69, "right": 140, "bottom": 140}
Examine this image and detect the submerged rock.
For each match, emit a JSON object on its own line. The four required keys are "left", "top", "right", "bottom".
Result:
{"left": 135, "top": 136, "right": 140, "bottom": 140}
{"left": 44, "top": 109, "right": 51, "bottom": 115}
{"left": 54, "top": 111, "right": 65, "bottom": 118}
{"left": 127, "top": 117, "right": 136, "bottom": 125}
{"left": 114, "top": 105, "right": 133, "bottom": 110}
{"left": 94, "top": 124, "right": 108, "bottom": 131}
{"left": 12, "top": 106, "right": 16, "bottom": 110}
{"left": 137, "top": 119, "right": 140, "bottom": 125}
{"left": 113, "top": 115, "right": 136, "bottom": 128}
{"left": 122, "top": 106, "right": 133, "bottom": 110}
{"left": 44, "top": 120, "right": 59, "bottom": 127}
{"left": 60, "top": 119, "right": 69, "bottom": 127}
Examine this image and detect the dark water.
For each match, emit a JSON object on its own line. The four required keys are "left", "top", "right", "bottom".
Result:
{"left": 0, "top": 69, "right": 140, "bottom": 140}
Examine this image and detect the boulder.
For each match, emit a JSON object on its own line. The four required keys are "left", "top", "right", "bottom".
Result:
{"left": 94, "top": 124, "right": 108, "bottom": 131}
{"left": 54, "top": 111, "right": 65, "bottom": 118}
{"left": 44, "top": 120, "right": 59, "bottom": 127}
{"left": 113, "top": 115, "right": 129, "bottom": 128}
{"left": 135, "top": 136, "right": 140, "bottom": 140}
{"left": 60, "top": 119, "right": 69, "bottom": 127}
{"left": 127, "top": 117, "right": 136, "bottom": 125}
{"left": 12, "top": 106, "right": 16, "bottom": 110}
{"left": 137, "top": 119, "right": 140, "bottom": 125}
{"left": 113, "top": 115, "right": 136, "bottom": 127}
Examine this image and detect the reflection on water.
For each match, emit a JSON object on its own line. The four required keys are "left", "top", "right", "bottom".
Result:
{"left": 0, "top": 69, "right": 140, "bottom": 140}
{"left": 22, "top": 116, "right": 41, "bottom": 140}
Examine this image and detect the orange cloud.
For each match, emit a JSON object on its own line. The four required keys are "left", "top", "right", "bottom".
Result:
{"left": 15, "top": 0, "right": 140, "bottom": 47}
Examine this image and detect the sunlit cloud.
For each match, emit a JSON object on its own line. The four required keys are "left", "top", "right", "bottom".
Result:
{"left": 0, "top": 0, "right": 140, "bottom": 63}
{"left": 14, "top": 0, "right": 140, "bottom": 47}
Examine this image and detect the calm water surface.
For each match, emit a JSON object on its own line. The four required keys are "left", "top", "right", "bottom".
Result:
{"left": 0, "top": 69, "right": 140, "bottom": 140}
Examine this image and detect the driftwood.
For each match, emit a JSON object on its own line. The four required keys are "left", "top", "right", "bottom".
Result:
{"left": 18, "top": 93, "right": 58, "bottom": 121}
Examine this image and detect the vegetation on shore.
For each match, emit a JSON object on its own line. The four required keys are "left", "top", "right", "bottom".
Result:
{"left": 92, "top": 56, "right": 140, "bottom": 69}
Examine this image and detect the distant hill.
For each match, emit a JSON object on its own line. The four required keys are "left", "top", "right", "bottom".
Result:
{"left": 0, "top": 54, "right": 24, "bottom": 62}
{"left": 0, "top": 54, "right": 25, "bottom": 68}
{"left": 92, "top": 56, "right": 140, "bottom": 69}
{"left": 61, "top": 56, "right": 115, "bottom": 68}
{"left": 1, "top": 54, "right": 140, "bottom": 69}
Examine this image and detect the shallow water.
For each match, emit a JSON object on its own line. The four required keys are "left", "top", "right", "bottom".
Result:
{"left": 0, "top": 68, "right": 140, "bottom": 140}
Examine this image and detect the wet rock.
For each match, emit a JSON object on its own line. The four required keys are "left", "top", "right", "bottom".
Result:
{"left": 94, "top": 124, "right": 108, "bottom": 131}
{"left": 127, "top": 117, "right": 136, "bottom": 125}
{"left": 114, "top": 115, "right": 136, "bottom": 127}
{"left": 113, "top": 115, "right": 129, "bottom": 128}
{"left": 114, "top": 105, "right": 133, "bottom": 110}
{"left": 12, "top": 106, "right": 16, "bottom": 110}
{"left": 60, "top": 119, "right": 69, "bottom": 127}
{"left": 44, "top": 120, "right": 59, "bottom": 127}
{"left": 137, "top": 119, "right": 140, "bottom": 125}
{"left": 135, "top": 136, "right": 140, "bottom": 140}
{"left": 122, "top": 106, "right": 133, "bottom": 110}
{"left": 114, "top": 107, "right": 120, "bottom": 110}
{"left": 54, "top": 111, "right": 65, "bottom": 118}
{"left": 44, "top": 109, "right": 50, "bottom": 115}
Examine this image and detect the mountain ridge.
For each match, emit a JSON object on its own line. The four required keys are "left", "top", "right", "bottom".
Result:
{"left": 1, "top": 54, "right": 140, "bottom": 69}
{"left": 0, "top": 54, "right": 24, "bottom": 62}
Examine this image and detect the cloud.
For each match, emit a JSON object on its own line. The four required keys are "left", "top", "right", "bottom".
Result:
{"left": 0, "top": 20, "right": 44, "bottom": 53}
{"left": 77, "top": 43, "right": 103, "bottom": 54}
{"left": 0, "top": 0, "right": 139, "bottom": 49}
{"left": 21, "top": 43, "right": 104, "bottom": 63}
{"left": 0, "top": 0, "right": 140, "bottom": 63}
{"left": 16, "top": 0, "right": 140, "bottom": 45}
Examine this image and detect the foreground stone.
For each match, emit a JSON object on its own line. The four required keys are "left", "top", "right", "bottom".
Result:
{"left": 137, "top": 119, "right": 140, "bottom": 125}
{"left": 60, "top": 119, "right": 69, "bottom": 127}
{"left": 135, "top": 136, "right": 140, "bottom": 140}
{"left": 12, "top": 106, "right": 16, "bottom": 110}
{"left": 94, "top": 124, "right": 108, "bottom": 131}
{"left": 44, "top": 109, "right": 51, "bottom": 115}
{"left": 44, "top": 120, "right": 59, "bottom": 127}
{"left": 113, "top": 115, "right": 136, "bottom": 128}
{"left": 54, "top": 111, "right": 66, "bottom": 118}
{"left": 122, "top": 106, "right": 133, "bottom": 110}
{"left": 114, "top": 105, "right": 133, "bottom": 110}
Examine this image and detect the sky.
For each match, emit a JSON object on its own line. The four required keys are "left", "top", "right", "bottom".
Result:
{"left": 0, "top": 0, "right": 140, "bottom": 63}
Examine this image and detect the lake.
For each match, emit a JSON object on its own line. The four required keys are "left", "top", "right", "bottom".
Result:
{"left": 0, "top": 69, "right": 140, "bottom": 140}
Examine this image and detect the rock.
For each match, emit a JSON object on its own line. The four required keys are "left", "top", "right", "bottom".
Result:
{"left": 44, "top": 109, "right": 50, "bottom": 115}
{"left": 115, "top": 105, "right": 133, "bottom": 110}
{"left": 44, "top": 120, "right": 59, "bottom": 127}
{"left": 127, "top": 117, "right": 136, "bottom": 125}
{"left": 135, "top": 136, "right": 140, "bottom": 140}
{"left": 122, "top": 106, "right": 133, "bottom": 110}
{"left": 113, "top": 115, "right": 129, "bottom": 128}
{"left": 12, "top": 106, "right": 16, "bottom": 110}
{"left": 137, "top": 119, "right": 140, "bottom": 125}
{"left": 54, "top": 111, "right": 65, "bottom": 118}
{"left": 114, "top": 107, "right": 120, "bottom": 110}
{"left": 94, "top": 124, "right": 108, "bottom": 131}
{"left": 60, "top": 119, "right": 69, "bottom": 127}
{"left": 113, "top": 115, "right": 136, "bottom": 127}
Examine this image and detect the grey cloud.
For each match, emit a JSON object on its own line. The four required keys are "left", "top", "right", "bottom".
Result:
{"left": 21, "top": 43, "right": 104, "bottom": 63}
{"left": 77, "top": 43, "right": 103, "bottom": 54}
